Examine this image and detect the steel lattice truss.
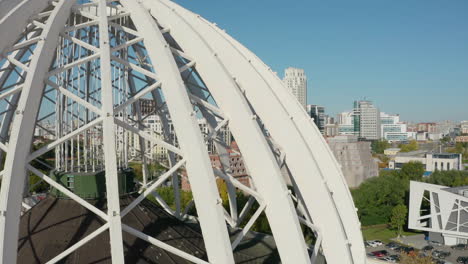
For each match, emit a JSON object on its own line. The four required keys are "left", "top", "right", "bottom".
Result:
{"left": 0, "top": 0, "right": 366, "bottom": 263}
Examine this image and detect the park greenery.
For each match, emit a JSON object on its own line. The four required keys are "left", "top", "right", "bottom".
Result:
{"left": 390, "top": 204, "right": 407, "bottom": 238}
{"left": 399, "top": 140, "right": 419, "bottom": 152}
{"left": 399, "top": 253, "right": 433, "bottom": 264}
{"left": 371, "top": 140, "right": 390, "bottom": 154}
{"left": 447, "top": 142, "right": 468, "bottom": 161}
{"left": 352, "top": 160, "right": 468, "bottom": 237}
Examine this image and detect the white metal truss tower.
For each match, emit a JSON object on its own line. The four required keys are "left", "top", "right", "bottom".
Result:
{"left": 0, "top": 0, "right": 367, "bottom": 263}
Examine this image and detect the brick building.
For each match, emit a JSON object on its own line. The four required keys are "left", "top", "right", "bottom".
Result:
{"left": 417, "top": 122, "right": 437, "bottom": 133}
{"left": 456, "top": 136, "right": 468, "bottom": 143}
{"left": 181, "top": 141, "right": 250, "bottom": 191}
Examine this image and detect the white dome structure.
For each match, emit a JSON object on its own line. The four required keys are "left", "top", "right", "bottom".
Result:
{"left": 0, "top": 0, "right": 366, "bottom": 263}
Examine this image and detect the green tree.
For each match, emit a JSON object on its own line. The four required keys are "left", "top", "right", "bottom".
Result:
{"left": 399, "top": 140, "right": 419, "bottom": 152}
{"left": 425, "top": 170, "right": 468, "bottom": 187}
{"left": 400, "top": 161, "right": 425, "bottom": 181}
{"left": 351, "top": 173, "right": 406, "bottom": 225}
{"left": 371, "top": 140, "right": 390, "bottom": 154}
{"left": 441, "top": 136, "right": 451, "bottom": 144}
{"left": 390, "top": 204, "right": 407, "bottom": 237}
{"left": 447, "top": 142, "right": 468, "bottom": 158}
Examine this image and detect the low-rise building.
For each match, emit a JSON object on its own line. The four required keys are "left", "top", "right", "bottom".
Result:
{"left": 461, "top": 121, "right": 468, "bottom": 134}
{"left": 324, "top": 123, "right": 339, "bottom": 137}
{"left": 428, "top": 133, "right": 442, "bottom": 141}
{"left": 327, "top": 135, "right": 379, "bottom": 188}
{"left": 384, "top": 148, "right": 401, "bottom": 156}
{"left": 416, "top": 132, "right": 428, "bottom": 141}
{"left": 389, "top": 152, "right": 463, "bottom": 171}
{"left": 181, "top": 141, "right": 250, "bottom": 190}
{"left": 417, "top": 122, "right": 437, "bottom": 133}
{"left": 338, "top": 124, "right": 355, "bottom": 136}
{"left": 455, "top": 136, "right": 468, "bottom": 143}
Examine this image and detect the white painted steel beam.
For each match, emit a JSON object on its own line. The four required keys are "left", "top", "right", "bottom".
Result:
{"left": 148, "top": 1, "right": 367, "bottom": 263}
{"left": 119, "top": 1, "right": 235, "bottom": 262}
{"left": 0, "top": 1, "right": 76, "bottom": 263}
{"left": 0, "top": 1, "right": 369, "bottom": 263}
{"left": 0, "top": 0, "right": 51, "bottom": 54}
{"left": 122, "top": 224, "right": 209, "bottom": 264}
{"left": 202, "top": 15, "right": 367, "bottom": 263}
{"left": 46, "top": 223, "right": 110, "bottom": 264}
{"left": 97, "top": 1, "right": 125, "bottom": 262}
{"left": 144, "top": 1, "right": 311, "bottom": 263}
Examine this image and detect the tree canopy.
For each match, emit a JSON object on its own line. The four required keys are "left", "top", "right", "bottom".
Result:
{"left": 352, "top": 162, "right": 424, "bottom": 225}
{"left": 399, "top": 140, "right": 419, "bottom": 153}
{"left": 390, "top": 204, "right": 407, "bottom": 237}
{"left": 353, "top": 160, "right": 468, "bottom": 227}
{"left": 371, "top": 140, "right": 390, "bottom": 154}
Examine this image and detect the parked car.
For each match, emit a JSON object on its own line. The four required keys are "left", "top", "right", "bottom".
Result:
{"left": 389, "top": 255, "right": 400, "bottom": 262}
{"left": 422, "top": 245, "right": 434, "bottom": 251}
{"left": 366, "top": 240, "right": 383, "bottom": 247}
{"left": 436, "top": 260, "right": 454, "bottom": 264}
{"left": 452, "top": 244, "right": 468, "bottom": 250}
{"left": 379, "top": 256, "right": 396, "bottom": 263}
{"left": 439, "top": 251, "right": 452, "bottom": 259}
{"left": 429, "top": 240, "right": 443, "bottom": 246}
{"left": 457, "top": 256, "right": 468, "bottom": 263}
{"left": 371, "top": 250, "right": 389, "bottom": 258}
{"left": 386, "top": 242, "right": 400, "bottom": 250}
{"left": 396, "top": 246, "right": 415, "bottom": 254}
{"left": 433, "top": 250, "right": 451, "bottom": 259}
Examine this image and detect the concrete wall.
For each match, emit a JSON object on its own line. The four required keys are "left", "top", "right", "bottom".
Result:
{"left": 328, "top": 137, "right": 379, "bottom": 188}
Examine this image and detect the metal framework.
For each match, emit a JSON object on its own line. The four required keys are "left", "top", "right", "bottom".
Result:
{"left": 0, "top": 0, "right": 367, "bottom": 263}
{"left": 409, "top": 181, "right": 468, "bottom": 245}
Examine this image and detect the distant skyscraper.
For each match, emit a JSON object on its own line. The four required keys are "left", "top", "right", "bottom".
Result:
{"left": 283, "top": 67, "right": 307, "bottom": 108}
{"left": 353, "top": 100, "right": 381, "bottom": 140}
{"left": 307, "top": 105, "right": 325, "bottom": 134}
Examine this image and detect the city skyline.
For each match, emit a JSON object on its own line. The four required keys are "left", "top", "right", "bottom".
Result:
{"left": 174, "top": 0, "right": 468, "bottom": 122}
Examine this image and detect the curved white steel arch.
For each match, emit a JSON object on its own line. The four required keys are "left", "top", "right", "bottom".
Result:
{"left": 142, "top": 2, "right": 311, "bottom": 264}
{"left": 144, "top": 0, "right": 366, "bottom": 263}
{"left": 0, "top": 0, "right": 50, "bottom": 53}
{"left": 118, "top": 1, "right": 235, "bottom": 263}
{"left": 0, "top": 1, "right": 77, "bottom": 262}
{"left": 0, "top": 0, "right": 367, "bottom": 263}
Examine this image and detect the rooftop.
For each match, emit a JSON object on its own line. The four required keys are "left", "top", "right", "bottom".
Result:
{"left": 18, "top": 195, "right": 280, "bottom": 263}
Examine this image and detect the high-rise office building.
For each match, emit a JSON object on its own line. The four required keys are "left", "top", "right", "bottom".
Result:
{"left": 307, "top": 105, "right": 325, "bottom": 134}
{"left": 380, "top": 112, "right": 408, "bottom": 142}
{"left": 283, "top": 67, "right": 307, "bottom": 108}
{"left": 353, "top": 100, "right": 381, "bottom": 140}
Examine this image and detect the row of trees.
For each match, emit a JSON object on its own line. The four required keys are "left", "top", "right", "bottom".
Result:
{"left": 352, "top": 161, "right": 468, "bottom": 233}
{"left": 447, "top": 142, "right": 468, "bottom": 162}
{"left": 371, "top": 139, "right": 420, "bottom": 154}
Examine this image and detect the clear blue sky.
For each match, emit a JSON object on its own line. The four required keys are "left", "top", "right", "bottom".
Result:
{"left": 174, "top": 0, "right": 468, "bottom": 122}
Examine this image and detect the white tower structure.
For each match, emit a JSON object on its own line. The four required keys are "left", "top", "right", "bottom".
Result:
{"left": 283, "top": 67, "right": 307, "bottom": 108}
{"left": 0, "top": 0, "right": 367, "bottom": 263}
